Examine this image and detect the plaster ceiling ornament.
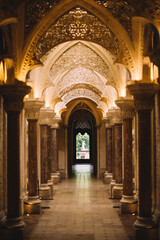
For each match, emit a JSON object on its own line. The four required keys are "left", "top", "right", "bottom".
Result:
{"left": 49, "top": 42, "right": 112, "bottom": 84}
{"left": 56, "top": 66, "right": 105, "bottom": 94}
{"left": 24, "top": 0, "right": 62, "bottom": 38}
{"left": 94, "top": 0, "right": 133, "bottom": 37}
{"left": 62, "top": 88, "right": 100, "bottom": 105}
{"left": 36, "top": 7, "right": 120, "bottom": 59}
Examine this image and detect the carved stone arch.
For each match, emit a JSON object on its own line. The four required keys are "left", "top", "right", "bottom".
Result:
{"left": 19, "top": 0, "right": 136, "bottom": 81}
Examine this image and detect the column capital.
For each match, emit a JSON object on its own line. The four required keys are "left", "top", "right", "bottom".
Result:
{"left": 0, "top": 82, "right": 31, "bottom": 112}
{"left": 115, "top": 97, "right": 135, "bottom": 119}
{"left": 24, "top": 99, "right": 44, "bottom": 119}
{"left": 39, "top": 108, "right": 55, "bottom": 125}
{"left": 51, "top": 116, "right": 61, "bottom": 129}
{"left": 107, "top": 108, "right": 122, "bottom": 125}
{"left": 127, "top": 82, "right": 160, "bottom": 110}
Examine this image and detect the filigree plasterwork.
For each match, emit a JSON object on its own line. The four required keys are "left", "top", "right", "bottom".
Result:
{"left": 62, "top": 88, "right": 100, "bottom": 105}
{"left": 24, "top": 0, "right": 62, "bottom": 38}
{"left": 49, "top": 42, "right": 111, "bottom": 84}
{"left": 56, "top": 66, "right": 105, "bottom": 94}
{"left": 59, "top": 83, "right": 102, "bottom": 98}
{"left": 72, "top": 101, "right": 92, "bottom": 112}
{"left": 36, "top": 7, "right": 120, "bottom": 59}
{"left": 94, "top": 0, "right": 133, "bottom": 37}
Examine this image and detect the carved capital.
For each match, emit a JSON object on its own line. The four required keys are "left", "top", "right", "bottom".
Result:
{"left": 51, "top": 116, "right": 61, "bottom": 129}
{"left": 39, "top": 108, "right": 55, "bottom": 125}
{"left": 107, "top": 108, "right": 122, "bottom": 125}
{"left": 24, "top": 99, "right": 44, "bottom": 119}
{"left": 127, "top": 82, "right": 160, "bottom": 110}
{"left": 115, "top": 98, "right": 135, "bottom": 119}
{"left": 0, "top": 83, "right": 31, "bottom": 112}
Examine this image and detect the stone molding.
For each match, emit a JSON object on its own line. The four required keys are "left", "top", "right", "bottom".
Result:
{"left": 115, "top": 98, "right": 135, "bottom": 119}
{"left": 0, "top": 83, "right": 31, "bottom": 112}
{"left": 39, "top": 107, "right": 55, "bottom": 125}
{"left": 51, "top": 116, "right": 61, "bottom": 129}
{"left": 24, "top": 99, "right": 44, "bottom": 119}
{"left": 127, "top": 82, "right": 160, "bottom": 110}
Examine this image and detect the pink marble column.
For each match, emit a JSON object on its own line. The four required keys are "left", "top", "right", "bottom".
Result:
{"left": 116, "top": 98, "right": 137, "bottom": 214}
{"left": 0, "top": 83, "right": 30, "bottom": 230}
{"left": 24, "top": 99, "right": 44, "bottom": 213}
{"left": 128, "top": 82, "right": 160, "bottom": 228}
{"left": 104, "top": 126, "right": 112, "bottom": 184}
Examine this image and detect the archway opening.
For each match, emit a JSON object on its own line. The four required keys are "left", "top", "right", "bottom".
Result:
{"left": 68, "top": 108, "right": 97, "bottom": 177}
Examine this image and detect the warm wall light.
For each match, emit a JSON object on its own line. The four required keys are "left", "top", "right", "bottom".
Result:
{"left": 150, "top": 62, "right": 154, "bottom": 81}
{"left": 0, "top": 60, "right": 7, "bottom": 82}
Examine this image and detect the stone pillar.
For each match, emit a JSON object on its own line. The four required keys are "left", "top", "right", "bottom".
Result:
{"left": 116, "top": 98, "right": 137, "bottom": 213}
{"left": 112, "top": 122, "right": 123, "bottom": 199}
{"left": 0, "top": 83, "right": 31, "bottom": 232}
{"left": 128, "top": 82, "right": 160, "bottom": 228}
{"left": 47, "top": 125, "right": 54, "bottom": 198}
{"left": 104, "top": 121, "right": 112, "bottom": 184}
{"left": 108, "top": 109, "right": 120, "bottom": 197}
{"left": 24, "top": 99, "right": 44, "bottom": 214}
{"left": 39, "top": 108, "right": 54, "bottom": 199}
{"left": 50, "top": 123, "right": 60, "bottom": 184}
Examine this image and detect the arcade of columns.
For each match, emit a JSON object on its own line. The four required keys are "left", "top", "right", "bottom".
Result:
{"left": 1, "top": 1, "right": 160, "bottom": 239}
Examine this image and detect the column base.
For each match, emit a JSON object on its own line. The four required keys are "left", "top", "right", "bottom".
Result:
{"left": 0, "top": 211, "right": 6, "bottom": 227}
{"left": 110, "top": 179, "right": 116, "bottom": 198}
{"left": 120, "top": 195, "right": 137, "bottom": 214}
{"left": 48, "top": 180, "right": 54, "bottom": 198}
{"left": 39, "top": 184, "right": 50, "bottom": 200}
{"left": 5, "top": 217, "right": 24, "bottom": 229}
{"left": 51, "top": 173, "right": 60, "bottom": 184}
{"left": 134, "top": 216, "right": 156, "bottom": 229}
{"left": 24, "top": 196, "right": 41, "bottom": 214}
{"left": 112, "top": 183, "right": 123, "bottom": 199}
{"left": 104, "top": 172, "right": 112, "bottom": 184}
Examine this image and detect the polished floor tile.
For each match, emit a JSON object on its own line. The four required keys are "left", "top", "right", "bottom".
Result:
{"left": 23, "top": 165, "right": 136, "bottom": 240}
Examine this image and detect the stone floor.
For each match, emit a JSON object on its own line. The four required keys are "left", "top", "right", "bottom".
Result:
{"left": 23, "top": 165, "right": 136, "bottom": 240}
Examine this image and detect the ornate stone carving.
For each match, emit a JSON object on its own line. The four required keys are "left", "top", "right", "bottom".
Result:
{"left": 72, "top": 101, "right": 92, "bottom": 113}
{"left": 24, "top": 0, "right": 62, "bottom": 38}
{"left": 115, "top": 98, "right": 135, "bottom": 119}
{"left": 36, "top": 7, "right": 120, "bottom": 59}
{"left": 49, "top": 42, "right": 111, "bottom": 84}
{"left": 94, "top": 0, "right": 133, "bottom": 37}
{"left": 107, "top": 108, "right": 122, "bottom": 124}
{"left": 127, "top": 82, "right": 160, "bottom": 110}
{"left": 57, "top": 66, "right": 105, "bottom": 94}
{"left": 24, "top": 99, "right": 44, "bottom": 119}
{"left": 62, "top": 88, "right": 100, "bottom": 105}
{"left": 0, "top": 82, "right": 31, "bottom": 112}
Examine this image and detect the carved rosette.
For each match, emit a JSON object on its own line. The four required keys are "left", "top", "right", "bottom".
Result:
{"left": 0, "top": 83, "right": 31, "bottom": 112}
{"left": 115, "top": 98, "right": 135, "bottom": 119}
{"left": 24, "top": 99, "right": 44, "bottom": 119}
{"left": 39, "top": 108, "right": 55, "bottom": 125}
{"left": 127, "top": 82, "right": 160, "bottom": 110}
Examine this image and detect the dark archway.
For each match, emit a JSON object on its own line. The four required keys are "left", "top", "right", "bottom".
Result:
{"left": 68, "top": 107, "right": 97, "bottom": 177}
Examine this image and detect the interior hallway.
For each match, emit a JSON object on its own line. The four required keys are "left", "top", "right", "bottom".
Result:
{"left": 23, "top": 165, "right": 136, "bottom": 240}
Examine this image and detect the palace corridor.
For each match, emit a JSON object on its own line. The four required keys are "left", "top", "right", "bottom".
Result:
{"left": 23, "top": 165, "right": 136, "bottom": 240}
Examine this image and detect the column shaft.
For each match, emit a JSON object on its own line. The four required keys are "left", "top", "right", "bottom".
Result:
{"left": 112, "top": 126, "right": 115, "bottom": 180}
{"left": 40, "top": 125, "right": 49, "bottom": 184}
{"left": 47, "top": 126, "right": 51, "bottom": 181}
{"left": 138, "top": 110, "right": 152, "bottom": 218}
{"left": 28, "top": 119, "right": 38, "bottom": 196}
{"left": 114, "top": 123, "right": 122, "bottom": 184}
{"left": 50, "top": 128, "right": 58, "bottom": 173}
{"left": 123, "top": 118, "right": 133, "bottom": 196}
{"left": 7, "top": 111, "right": 21, "bottom": 220}
{"left": 106, "top": 128, "right": 112, "bottom": 173}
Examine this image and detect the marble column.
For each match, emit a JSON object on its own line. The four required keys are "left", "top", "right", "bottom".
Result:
{"left": 50, "top": 123, "right": 60, "bottom": 184}
{"left": 112, "top": 122, "right": 123, "bottom": 199}
{"left": 39, "top": 108, "right": 54, "bottom": 199}
{"left": 128, "top": 82, "right": 160, "bottom": 228}
{"left": 116, "top": 98, "right": 137, "bottom": 213}
{"left": 104, "top": 123, "right": 112, "bottom": 184}
{"left": 0, "top": 83, "right": 31, "bottom": 231}
{"left": 24, "top": 99, "right": 44, "bottom": 214}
